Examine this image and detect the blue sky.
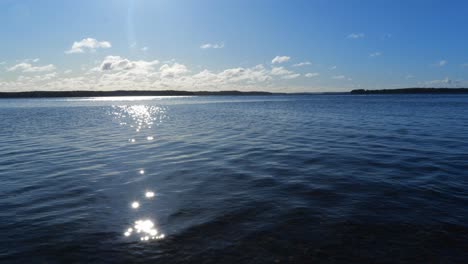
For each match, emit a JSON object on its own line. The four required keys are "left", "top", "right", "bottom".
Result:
{"left": 1, "top": 0, "right": 467, "bottom": 92}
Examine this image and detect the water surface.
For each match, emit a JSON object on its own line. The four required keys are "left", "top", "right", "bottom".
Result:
{"left": 1, "top": 95, "right": 467, "bottom": 263}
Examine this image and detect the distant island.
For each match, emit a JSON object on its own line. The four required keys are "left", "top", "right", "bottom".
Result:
{"left": 1, "top": 88, "right": 468, "bottom": 98}
{"left": 351, "top": 88, "right": 468, "bottom": 94}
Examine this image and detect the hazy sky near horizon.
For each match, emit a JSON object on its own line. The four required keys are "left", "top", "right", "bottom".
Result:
{"left": 1, "top": 0, "right": 467, "bottom": 92}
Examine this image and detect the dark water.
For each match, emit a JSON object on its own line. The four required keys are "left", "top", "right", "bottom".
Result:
{"left": 1, "top": 95, "right": 467, "bottom": 263}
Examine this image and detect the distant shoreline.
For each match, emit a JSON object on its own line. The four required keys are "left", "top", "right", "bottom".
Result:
{"left": 350, "top": 88, "right": 468, "bottom": 94}
{"left": 0, "top": 88, "right": 468, "bottom": 98}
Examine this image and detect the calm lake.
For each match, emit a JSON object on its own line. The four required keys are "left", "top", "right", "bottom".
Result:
{"left": 1, "top": 95, "right": 467, "bottom": 263}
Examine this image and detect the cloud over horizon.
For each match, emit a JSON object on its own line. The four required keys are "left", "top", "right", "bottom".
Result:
{"left": 7, "top": 62, "right": 56, "bottom": 73}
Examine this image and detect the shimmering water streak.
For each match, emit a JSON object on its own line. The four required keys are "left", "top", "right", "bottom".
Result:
{"left": 114, "top": 104, "right": 165, "bottom": 242}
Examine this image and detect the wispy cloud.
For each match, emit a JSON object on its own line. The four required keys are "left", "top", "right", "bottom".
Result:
{"left": 461, "top": 63, "right": 468, "bottom": 68}
{"left": 332, "top": 75, "right": 346, "bottom": 80}
{"left": 347, "top": 33, "right": 365, "bottom": 39}
{"left": 7, "top": 62, "right": 56, "bottom": 73}
{"left": 200, "top": 43, "right": 224, "bottom": 49}
{"left": 424, "top": 77, "right": 464, "bottom": 87}
{"left": 65, "top": 38, "right": 112, "bottom": 54}
{"left": 271, "top": 56, "right": 290, "bottom": 64}
{"left": 381, "top": 33, "right": 392, "bottom": 40}
{"left": 305, "top": 72, "right": 319, "bottom": 78}
{"left": 141, "top": 46, "right": 149, "bottom": 52}
{"left": 369, "top": 52, "right": 382, "bottom": 57}
{"left": 405, "top": 74, "right": 414, "bottom": 79}
{"left": 270, "top": 67, "right": 300, "bottom": 79}
{"left": 293, "top": 61, "right": 311, "bottom": 67}
{"left": 329, "top": 65, "right": 337, "bottom": 70}
{"left": 434, "top": 60, "right": 447, "bottom": 67}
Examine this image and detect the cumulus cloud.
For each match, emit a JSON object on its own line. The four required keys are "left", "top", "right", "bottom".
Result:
{"left": 271, "top": 56, "right": 290, "bottom": 64}
{"left": 369, "top": 52, "right": 382, "bottom": 57}
{"left": 293, "top": 61, "right": 311, "bottom": 67}
{"left": 1, "top": 55, "right": 326, "bottom": 92}
{"left": 7, "top": 62, "right": 56, "bottom": 73}
{"left": 99, "top": 55, "right": 159, "bottom": 73}
{"left": 159, "top": 63, "right": 189, "bottom": 78}
{"left": 305, "top": 73, "right": 319, "bottom": 78}
{"left": 66, "top": 38, "right": 112, "bottom": 54}
{"left": 200, "top": 43, "right": 224, "bottom": 49}
{"left": 347, "top": 33, "right": 365, "bottom": 39}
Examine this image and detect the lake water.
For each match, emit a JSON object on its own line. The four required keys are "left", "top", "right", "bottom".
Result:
{"left": 1, "top": 95, "right": 467, "bottom": 263}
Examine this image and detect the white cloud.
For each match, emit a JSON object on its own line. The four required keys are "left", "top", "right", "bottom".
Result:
{"left": 434, "top": 60, "right": 447, "bottom": 67}
{"left": 332, "top": 75, "right": 346, "bottom": 80}
{"left": 347, "top": 33, "right": 365, "bottom": 39}
{"left": 405, "top": 74, "right": 414, "bottom": 79}
{"left": 200, "top": 43, "right": 224, "bottom": 49}
{"left": 271, "top": 56, "right": 290, "bottom": 64}
{"left": 293, "top": 61, "right": 311, "bottom": 67}
{"left": 305, "top": 72, "right": 319, "bottom": 78}
{"left": 270, "top": 67, "right": 292, "bottom": 76}
{"left": 99, "top": 55, "right": 159, "bottom": 73}
{"left": 423, "top": 77, "right": 466, "bottom": 88}
{"left": 329, "top": 65, "right": 337, "bottom": 70}
{"left": 369, "top": 52, "right": 382, "bottom": 57}
{"left": 281, "top": 73, "right": 300, "bottom": 79}
{"left": 7, "top": 62, "right": 56, "bottom": 73}
{"left": 66, "top": 38, "right": 112, "bottom": 54}
{"left": 0, "top": 56, "right": 333, "bottom": 92}
{"left": 159, "top": 63, "right": 189, "bottom": 78}
{"left": 270, "top": 67, "right": 300, "bottom": 79}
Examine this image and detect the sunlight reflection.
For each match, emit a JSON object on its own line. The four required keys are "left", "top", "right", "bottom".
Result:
{"left": 124, "top": 219, "right": 165, "bottom": 241}
{"left": 147, "top": 136, "right": 154, "bottom": 141}
{"left": 145, "top": 191, "right": 155, "bottom": 198}
{"left": 131, "top": 201, "right": 140, "bottom": 209}
{"left": 139, "top": 169, "right": 145, "bottom": 175}
{"left": 111, "top": 105, "right": 167, "bottom": 130}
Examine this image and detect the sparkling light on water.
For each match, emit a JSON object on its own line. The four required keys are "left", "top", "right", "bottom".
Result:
{"left": 124, "top": 219, "right": 165, "bottom": 241}
{"left": 145, "top": 191, "right": 155, "bottom": 198}
{"left": 131, "top": 201, "right": 140, "bottom": 209}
